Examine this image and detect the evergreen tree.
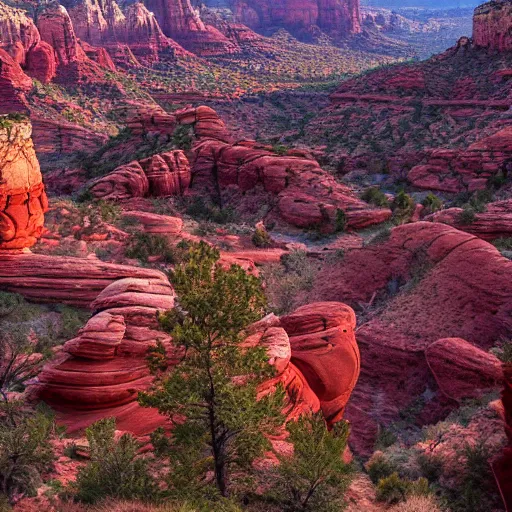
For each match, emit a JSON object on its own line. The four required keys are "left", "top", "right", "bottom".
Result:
{"left": 270, "top": 412, "right": 353, "bottom": 512}
{"left": 139, "top": 242, "right": 284, "bottom": 499}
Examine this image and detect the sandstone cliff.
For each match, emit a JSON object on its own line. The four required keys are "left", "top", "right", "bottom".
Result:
{"left": 473, "top": 0, "right": 512, "bottom": 51}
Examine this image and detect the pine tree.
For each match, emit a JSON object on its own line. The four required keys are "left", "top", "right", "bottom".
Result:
{"left": 139, "top": 242, "right": 284, "bottom": 499}
{"left": 270, "top": 412, "right": 353, "bottom": 512}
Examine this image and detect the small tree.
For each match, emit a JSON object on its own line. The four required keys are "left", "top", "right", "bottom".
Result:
{"left": 75, "top": 418, "right": 156, "bottom": 504}
{"left": 139, "top": 242, "right": 284, "bottom": 499}
{"left": 0, "top": 402, "right": 55, "bottom": 503}
{"left": 0, "top": 329, "right": 44, "bottom": 402}
{"left": 270, "top": 413, "right": 353, "bottom": 512}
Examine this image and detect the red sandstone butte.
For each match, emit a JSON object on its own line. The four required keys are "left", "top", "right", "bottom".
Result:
{"left": 0, "top": 118, "right": 48, "bottom": 250}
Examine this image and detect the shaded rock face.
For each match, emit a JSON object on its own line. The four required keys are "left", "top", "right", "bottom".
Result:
{"left": 89, "top": 150, "right": 191, "bottom": 200}
{"left": 36, "top": 277, "right": 176, "bottom": 435}
{"left": 0, "top": 50, "right": 32, "bottom": 113}
{"left": 473, "top": 0, "right": 512, "bottom": 52}
{"left": 0, "top": 2, "right": 40, "bottom": 64}
{"left": 231, "top": 0, "right": 361, "bottom": 39}
{"left": 143, "top": 0, "right": 239, "bottom": 55}
{"left": 312, "top": 222, "right": 512, "bottom": 453}
{"left": 0, "top": 119, "right": 48, "bottom": 250}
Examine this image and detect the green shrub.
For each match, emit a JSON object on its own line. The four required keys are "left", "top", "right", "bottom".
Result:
{"left": 0, "top": 402, "right": 55, "bottom": 503}
{"left": 458, "top": 206, "right": 476, "bottom": 225}
{"left": 493, "top": 237, "right": 512, "bottom": 251}
{"left": 376, "top": 473, "right": 410, "bottom": 504}
{"left": 75, "top": 418, "right": 156, "bottom": 504}
{"left": 184, "top": 197, "right": 235, "bottom": 225}
{"left": 335, "top": 209, "right": 348, "bottom": 233}
{"left": 362, "top": 187, "right": 389, "bottom": 207}
{"left": 252, "top": 227, "right": 272, "bottom": 248}
{"left": 125, "top": 233, "right": 184, "bottom": 264}
{"left": 416, "top": 453, "right": 443, "bottom": 483}
{"left": 376, "top": 474, "right": 429, "bottom": 505}
{"left": 366, "top": 453, "right": 397, "bottom": 485}
{"left": 421, "top": 193, "right": 443, "bottom": 214}
{"left": 490, "top": 338, "right": 512, "bottom": 363}
{"left": 392, "top": 191, "right": 415, "bottom": 225}
{"left": 270, "top": 413, "right": 353, "bottom": 511}
{"left": 171, "top": 125, "right": 194, "bottom": 151}
{"left": 447, "top": 442, "right": 503, "bottom": 512}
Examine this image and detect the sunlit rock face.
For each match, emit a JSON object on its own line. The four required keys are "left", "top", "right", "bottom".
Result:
{"left": 0, "top": 118, "right": 48, "bottom": 251}
{"left": 473, "top": 0, "right": 512, "bottom": 51}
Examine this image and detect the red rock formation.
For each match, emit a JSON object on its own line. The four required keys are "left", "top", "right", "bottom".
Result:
{"left": 0, "top": 49, "right": 32, "bottom": 113}
{"left": 89, "top": 150, "right": 191, "bottom": 200}
{"left": 0, "top": 252, "right": 168, "bottom": 307}
{"left": 67, "top": 0, "right": 191, "bottom": 64}
{"left": 25, "top": 42, "right": 57, "bottom": 83}
{"left": 473, "top": 0, "right": 512, "bottom": 52}
{"left": 36, "top": 297, "right": 359, "bottom": 435}
{"left": 426, "top": 338, "right": 503, "bottom": 401}
{"left": 408, "top": 127, "right": 512, "bottom": 193}
{"left": 176, "top": 106, "right": 391, "bottom": 233}
{"left": 122, "top": 211, "right": 183, "bottom": 235}
{"left": 312, "top": 222, "right": 512, "bottom": 453}
{"left": 37, "top": 3, "right": 84, "bottom": 66}
{"left": 0, "top": 2, "right": 40, "bottom": 64}
{"left": 281, "top": 302, "right": 360, "bottom": 425}
{"left": 232, "top": 0, "right": 361, "bottom": 39}
{"left": 31, "top": 116, "right": 108, "bottom": 155}
{"left": 143, "top": 0, "right": 239, "bottom": 55}
{"left": 80, "top": 41, "right": 116, "bottom": 71}
{"left": 36, "top": 277, "right": 176, "bottom": 434}
{"left": 428, "top": 199, "right": 512, "bottom": 241}
{"left": 493, "top": 363, "right": 512, "bottom": 511}
{"left": 0, "top": 118, "right": 48, "bottom": 250}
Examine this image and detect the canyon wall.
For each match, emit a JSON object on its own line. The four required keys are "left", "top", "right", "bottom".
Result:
{"left": 473, "top": 0, "right": 512, "bottom": 51}
{"left": 231, "top": 0, "right": 361, "bottom": 38}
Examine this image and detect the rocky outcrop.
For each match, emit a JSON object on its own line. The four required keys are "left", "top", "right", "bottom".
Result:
{"left": 67, "top": 0, "right": 190, "bottom": 64}
{"left": 0, "top": 252, "right": 168, "bottom": 307}
{"left": 428, "top": 199, "right": 512, "bottom": 241}
{"left": 36, "top": 277, "right": 176, "bottom": 434}
{"left": 36, "top": 298, "right": 359, "bottom": 435}
{"left": 25, "top": 41, "right": 57, "bottom": 82}
{"left": 37, "top": 3, "right": 85, "bottom": 67}
{"left": 312, "top": 222, "right": 512, "bottom": 453}
{"left": 0, "top": 118, "right": 48, "bottom": 250}
{"left": 31, "top": 116, "right": 108, "bottom": 155}
{"left": 231, "top": 0, "right": 361, "bottom": 39}
{"left": 426, "top": 338, "right": 503, "bottom": 401}
{"left": 473, "top": 0, "right": 512, "bottom": 52}
{"left": 143, "top": 0, "right": 239, "bottom": 55}
{"left": 122, "top": 211, "right": 183, "bottom": 235}
{"left": 281, "top": 302, "right": 360, "bottom": 426}
{"left": 89, "top": 150, "right": 191, "bottom": 200}
{"left": 0, "top": 50, "right": 32, "bottom": 113}
{"left": 176, "top": 106, "right": 391, "bottom": 233}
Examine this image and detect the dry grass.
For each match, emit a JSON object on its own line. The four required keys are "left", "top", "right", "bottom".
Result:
{"left": 55, "top": 501, "right": 197, "bottom": 512}
{"left": 389, "top": 495, "right": 442, "bottom": 512}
